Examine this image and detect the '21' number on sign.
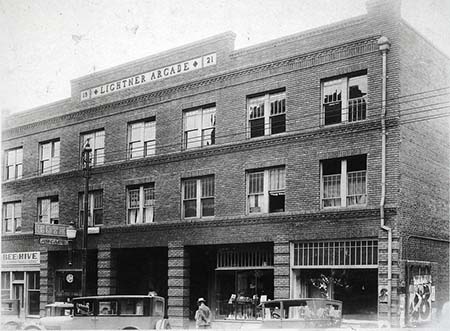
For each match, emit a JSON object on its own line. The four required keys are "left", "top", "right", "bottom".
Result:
{"left": 203, "top": 54, "right": 216, "bottom": 67}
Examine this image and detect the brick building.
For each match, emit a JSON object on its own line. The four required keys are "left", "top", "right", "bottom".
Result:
{"left": 2, "top": 0, "right": 449, "bottom": 327}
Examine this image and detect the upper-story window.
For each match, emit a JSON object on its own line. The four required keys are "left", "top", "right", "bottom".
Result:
{"left": 38, "top": 196, "right": 59, "bottom": 224}
{"left": 79, "top": 190, "right": 103, "bottom": 226}
{"left": 4, "top": 147, "right": 23, "bottom": 181}
{"left": 248, "top": 90, "right": 286, "bottom": 138}
{"left": 182, "top": 176, "right": 214, "bottom": 218}
{"left": 39, "top": 140, "right": 60, "bottom": 175}
{"left": 247, "top": 167, "right": 285, "bottom": 214}
{"left": 127, "top": 184, "right": 155, "bottom": 224}
{"left": 128, "top": 119, "right": 155, "bottom": 159}
{"left": 2, "top": 201, "right": 21, "bottom": 234}
{"left": 81, "top": 130, "right": 105, "bottom": 166}
{"left": 183, "top": 105, "right": 216, "bottom": 149}
{"left": 321, "top": 155, "right": 367, "bottom": 208}
{"left": 322, "top": 72, "right": 367, "bottom": 125}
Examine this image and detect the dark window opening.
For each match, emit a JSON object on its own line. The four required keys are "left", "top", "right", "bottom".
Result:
{"left": 269, "top": 193, "right": 285, "bottom": 213}
{"left": 270, "top": 114, "right": 286, "bottom": 135}
{"left": 322, "top": 158, "right": 341, "bottom": 175}
{"left": 250, "top": 118, "right": 265, "bottom": 138}
{"left": 347, "top": 155, "right": 367, "bottom": 172}
{"left": 324, "top": 102, "right": 342, "bottom": 125}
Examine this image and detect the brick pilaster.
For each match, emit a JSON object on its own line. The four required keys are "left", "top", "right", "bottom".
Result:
{"left": 39, "top": 248, "right": 51, "bottom": 317}
{"left": 274, "top": 237, "right": 290, "bottom": 299}
{"left": 97, "top": 244, "right": 116, "bottom": 295}
{"left": 167, "top": 241, "right": 190, "bottom": 329}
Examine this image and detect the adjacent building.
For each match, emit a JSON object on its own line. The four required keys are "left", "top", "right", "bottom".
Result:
{"left": 2, "top": 0, "right": 449, "bottom": 327}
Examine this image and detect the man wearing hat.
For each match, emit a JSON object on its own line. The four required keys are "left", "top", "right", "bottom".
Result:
{"left": 195, "top": 297, "right": 211, "bottom": 329}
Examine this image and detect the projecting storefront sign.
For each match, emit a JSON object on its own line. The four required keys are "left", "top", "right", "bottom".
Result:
{"left": 40, "top": 237, "right": 69, "bottom": 246}
{"left": 80, "top": 53, "right": 217, "bottom": 101}
{"left": 34, "top": 223, "right": 68, "bottom": 237}
{"left": 1, "top": 251, "right": 40, "bottom": 265}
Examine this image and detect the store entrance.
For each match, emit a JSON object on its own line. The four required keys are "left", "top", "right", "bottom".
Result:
{"left": 116, "top": 248, "right": 168, "bottom": 298}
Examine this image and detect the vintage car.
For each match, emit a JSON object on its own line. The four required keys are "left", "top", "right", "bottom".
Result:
{"left": 258, "top": 298, "right": 342, "bottom": 328}
{"left": 34, "top": 294, "right": 170, "bottom": 330}
{"left": 21, "top": 302, "right": 74, "bottom": 330}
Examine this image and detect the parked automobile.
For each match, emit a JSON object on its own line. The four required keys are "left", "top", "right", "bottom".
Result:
{"left": 258, "top": 298, "right": 342, "bottom": 328}
{"left": 35, "top": 294, "right": 170, "bottom": 330}
{"left": 1, "top": 299, "right": 23, "bottom": 330}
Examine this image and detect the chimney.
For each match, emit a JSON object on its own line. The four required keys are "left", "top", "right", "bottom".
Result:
{"left": 366, "top": 0, "right": 401, "bottom": 19}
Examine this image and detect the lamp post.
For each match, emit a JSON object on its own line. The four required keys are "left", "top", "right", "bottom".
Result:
{"left": 66, "top": 221, "right": 77, "bottom": 266}
{"left": 81, "top": 141, "right": 92, "bottom": 297}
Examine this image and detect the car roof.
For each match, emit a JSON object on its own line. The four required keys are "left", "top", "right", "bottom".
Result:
{"left": 260, "top": 298, "right": 342, "bottom": 307}
{"left": 72, "top": 295, "right": 163, "bottom": 301}
{"left": 45, "top": 302, "right": 74, "bottom": 308}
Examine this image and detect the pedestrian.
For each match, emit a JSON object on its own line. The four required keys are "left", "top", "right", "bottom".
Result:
{"left": 195, "top": 297, "right": 211, "bottom": 329}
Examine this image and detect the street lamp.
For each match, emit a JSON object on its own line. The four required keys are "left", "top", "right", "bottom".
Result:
{"left": 66, "top": 221, "right": 77, "bottom": 266}
{"left": 81, "top": 141, "right": 92, "bottom": 297}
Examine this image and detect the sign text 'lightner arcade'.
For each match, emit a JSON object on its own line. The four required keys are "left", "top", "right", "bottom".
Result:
{"left": 81, "top": 53, "right": 216, "bottom": 101}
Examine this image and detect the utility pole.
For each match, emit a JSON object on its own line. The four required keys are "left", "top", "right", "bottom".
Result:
{"left": 81, "top": 141, "right": 92, "bottom": 297}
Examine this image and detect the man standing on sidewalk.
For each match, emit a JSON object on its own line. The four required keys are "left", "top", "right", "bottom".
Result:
{"left": 195, "top": 298, "right": 211, "bottom": 329}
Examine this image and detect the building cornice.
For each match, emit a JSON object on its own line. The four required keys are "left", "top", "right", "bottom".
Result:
{"left": 3, "top": 36, "right": 380, "bottom": 140}
{"left": 100, "top": 206, "right": 396, "bottom": 235}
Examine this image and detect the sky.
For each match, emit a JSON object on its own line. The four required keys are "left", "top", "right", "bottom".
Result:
{"left": 1, "top": 0, "right": 449, "bottom": 115}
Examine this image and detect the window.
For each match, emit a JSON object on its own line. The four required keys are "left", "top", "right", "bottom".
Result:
{"left": 248, "top": 91, "right": 286, "bottom": 138}
{"left": 127, "top": 184, "right": 155, "bottom": 224}
{"left": 38, "top": 197, "right": 59, "bottom": 224}
{"left": 79, "top": 190, "right": 103, "bottom": 226}
{"left": 322, "top": 72, "right": 367, "bottom": 125}
{"left": 321, "top": 155, "right": 367, "bottom": 208}
{"left": 39, "top": 140, "right": 60, "bottom": 174}
{"left": 5, "top": 147, "right": 23, "bottom": 180}
{"left": 2, "top": 202, "right": 21, "bottom": 234}
{"left": 183, "top": 105, "right": 216, "bottom": 149}
{"left": 247, "top": 167, "right": 285, "bottom": 214}
{"left": 27, "top": 272, "right": 40, "bottom": 315}
{"left": 182, "top": 176, "right": 214, "bottom": 218}
{"left": 81, "top": 130, "right": 105, "bottom": 166}
{"left": 1, "top": 272, "right": 10, "bottom": 299}
{"left": 128, "top": 119, "right": 155, "bottom": 159}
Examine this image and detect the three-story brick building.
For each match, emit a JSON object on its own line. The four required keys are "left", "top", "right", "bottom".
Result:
{"left": 2, "top": 0, "right": 449, "bottom": 327}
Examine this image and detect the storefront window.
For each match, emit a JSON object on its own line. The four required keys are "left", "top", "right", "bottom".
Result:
{"left": 27, "top": 272, "right": 40, "bottom": 315}
{"left": 1, "top": 272, "right": 11, "bottom": 299}
{"left": 215, "top": 245, "right": 274, "bottom": 320}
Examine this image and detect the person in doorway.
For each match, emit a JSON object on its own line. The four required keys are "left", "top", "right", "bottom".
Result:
{"left": 195, "top": 298, "right": 211, "bottom": 329}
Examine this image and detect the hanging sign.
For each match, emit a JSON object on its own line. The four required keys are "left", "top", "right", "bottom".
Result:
{"left": 34, "top": 223, "right": 68, "bottom": 237}
{"left": 40, "top": 237, "right": 69, "bottom": 246}
{"left": 81, "top": 53, "right": 217, "bottom": 101}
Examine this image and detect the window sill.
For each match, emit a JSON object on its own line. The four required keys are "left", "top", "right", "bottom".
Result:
{"left": 321, "top": 204, "right": 368, "bottom": 211}
{"left": 247, "top": 131, "right": 288, "bottom": 141}
{"left": 182, "top": 216, "right": 216, "bottom": 221}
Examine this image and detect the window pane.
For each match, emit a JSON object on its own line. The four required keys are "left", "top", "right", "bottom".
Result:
{"left": 144, "top": 121, "right": 156, "bottom": 141}
{"left": 130, "top": 123, "right": 143, "bottom": 142}
{"left": 130, "top": 141, "right": 144, "bottom": 159}
{"left": 28, "top": 291, "right": 40, "bottom": 315}
{"left": 349, "top": 75, "right": 367, "bottom": 99}
{"left": 41, "top": 143, "right": 51, "bottom": 160}
{"left": 128, "top": 209, "right": 140, "bottom": 224}
{"left": 184, "top": 110, "right": 201, "bottom": 131}
{"left": 53, "top": 141, "right": 60, "bottom": 158}
{"left": 249, "top": 172, "right": 264, "bottom": 194}
{"left": 144, "top": 140, "right": 156, "bottom": 156}
{"left": 129, "top": 189, "right": 140, "bottom": 208}
{"left": 270, "top": 114, "right": 285, "bottom": 134}
{"left": 7, "top": 150, "right": 15, "bottom": 166}
{"left": 269, "top": 168, "right": 285, "bottom": 191}
{"left": 323, "top": 174, "right": 341, "bottom": 207}
{"left": 250, "top": 118, "right": 265, "bottom": 138}
{"left": 202, "top": 107, "right": 216, "bottom": 129}
{"left": 323, "top": 79, "right": 342, "bottom": 125}
{"left": 248, "top": 97, "right": 265, "bottom": 119}
{"left": 184, "top": 200, "right": 197, "bottom": 218}
{"left": 16, "top": 164, "right": 23, "bottom": 179}
{"left": 185, "top": 130, "right": 201, "bottom": 148}
{"left": 93, "top": 210, "right": 103, "bottom": 225}
{"left": 144, "top": 187, "right": 155, "bottom": 203}
{"left": 95, "top": 131, "right": 105, "bottom": 148}
{"left": 184, "top": 180, "right": 197, "bottom": 199}
{"left": 143, "top": 207, "right": 154, "bottom": 223}
{"left": 269, "top": 93, "right": 285, "bottom": 115}
{"left": 202, "top": 128, "right": 215, "bottom": 146}
{"left": 14, "top": 203, "right": 21, "bottom": 217}
{"left": 93, "top": 192, "right": 103, "bottom": 208}
{"left": 39, "top": 199, "right": 50, "bottom": 223}
{"left": 201, "top": 177, "right": 214, "bottom": 197}
{"left": 201, "top": 198, "right": 214, "bottom": 217}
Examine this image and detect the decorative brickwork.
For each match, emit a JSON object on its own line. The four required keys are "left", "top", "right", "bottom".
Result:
{"left": 167, "top": 241, "right": 190, "bottom": 329}
{"left": 97, "top": 244, "right": 116, "bottom": 295}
